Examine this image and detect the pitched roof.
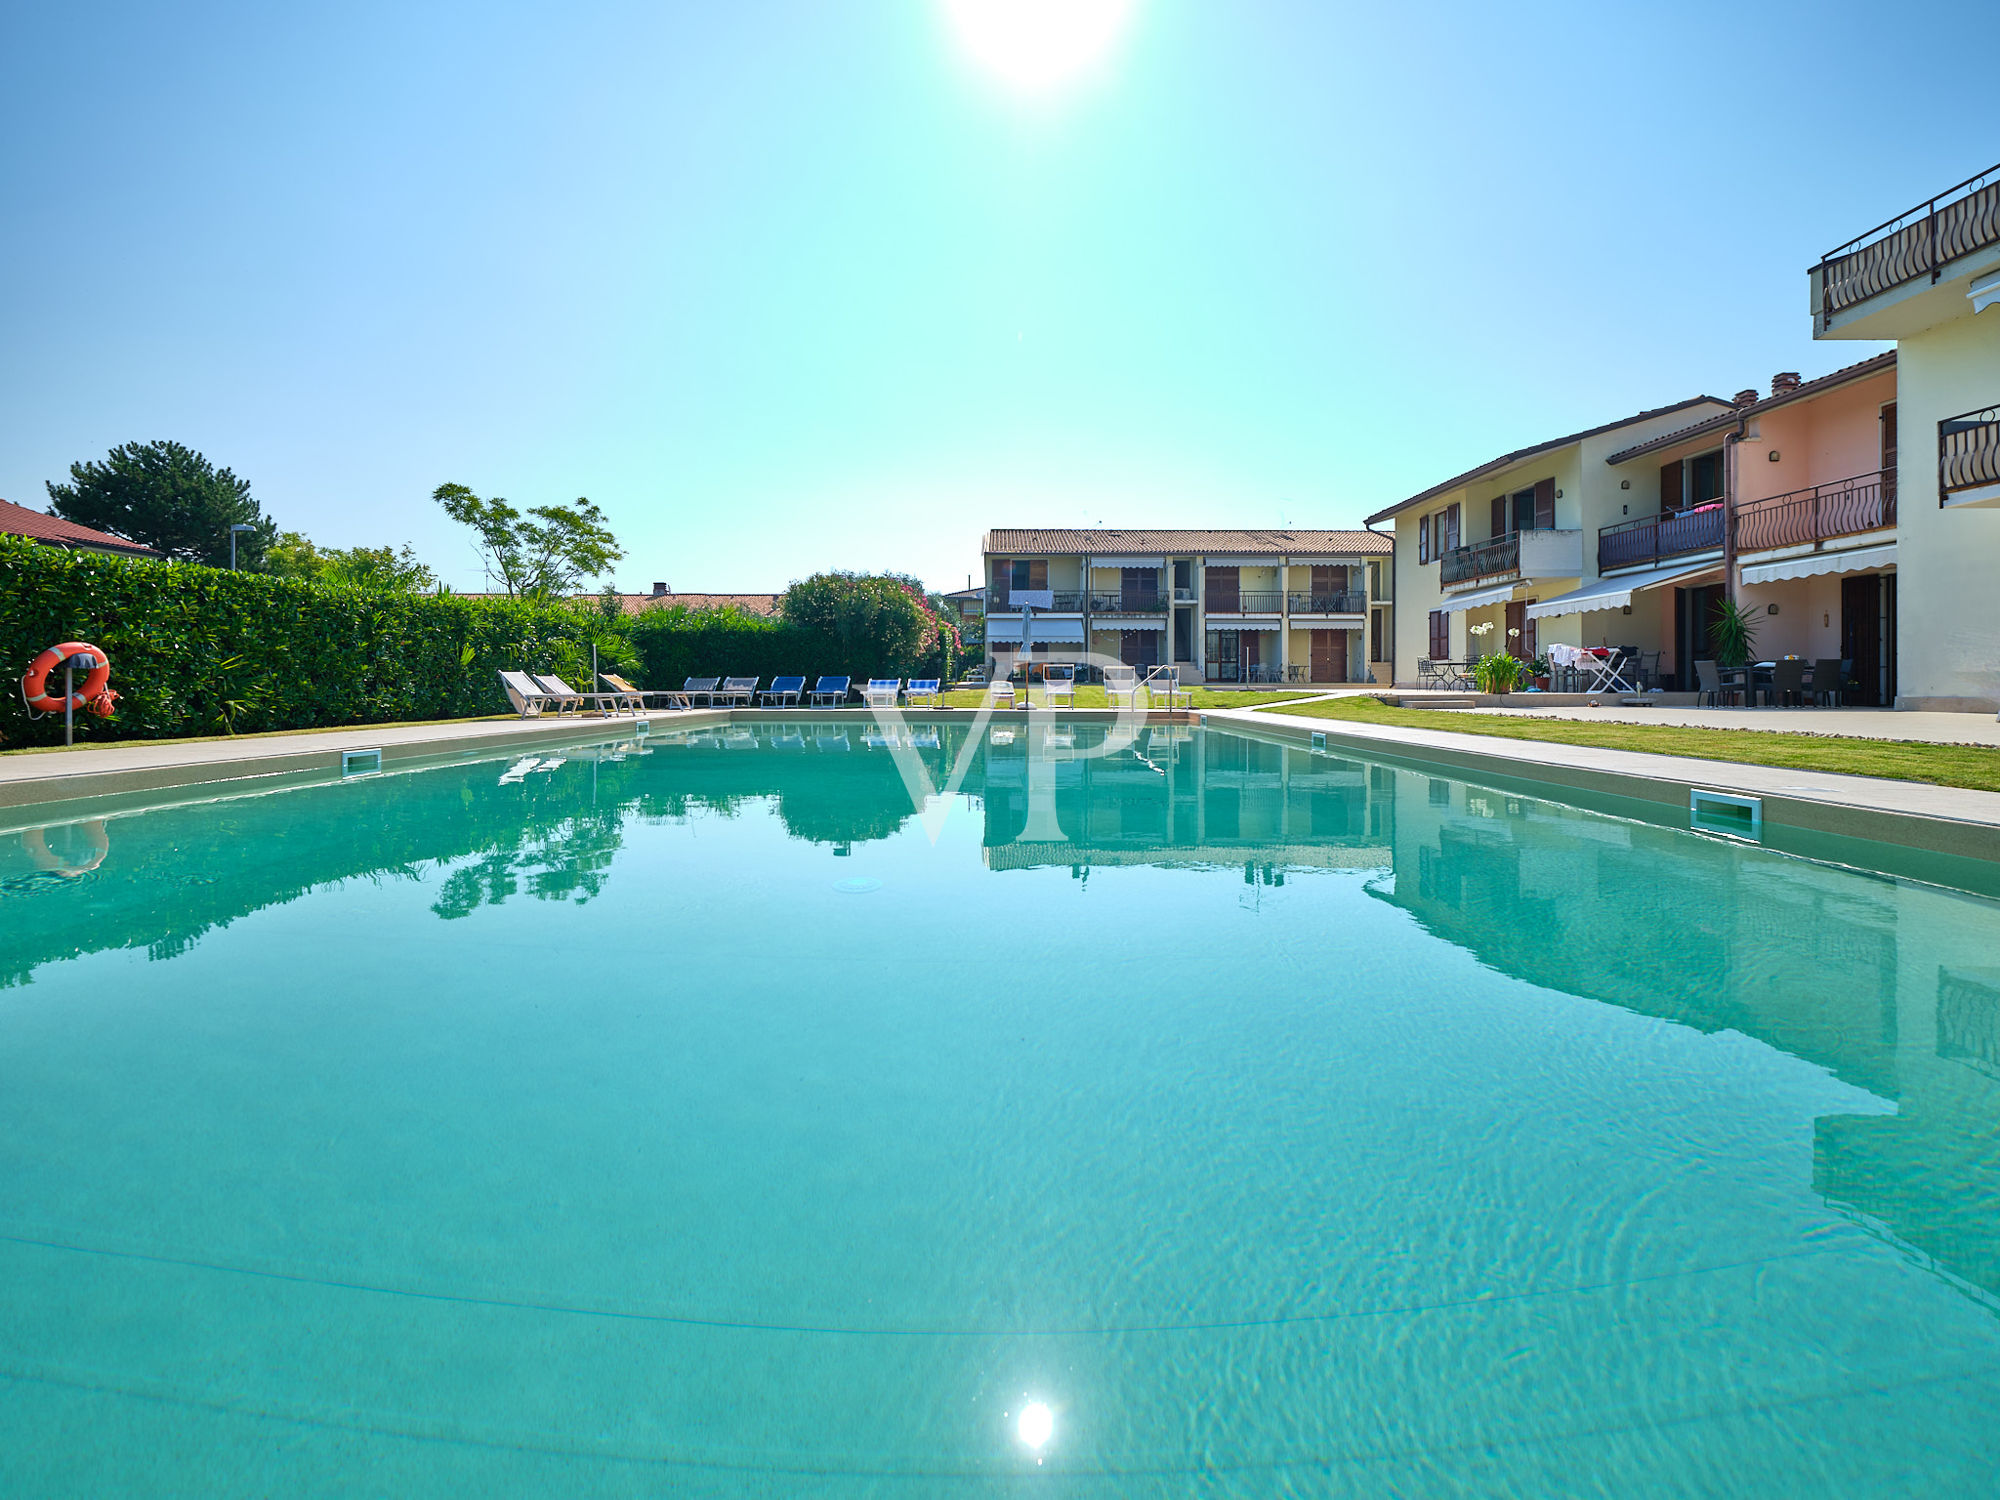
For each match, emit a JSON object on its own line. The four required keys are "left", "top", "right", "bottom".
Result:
{"left": 1603, "top": 353, "right": 1898, "bottom": 465}
{"left": 0, "top": 498, "right": 162, "bottom": 557}
{"left": 983, "top": 527, "right": 1391, "bottom": 556}
{"left": 1361, "top": 396, "right": 1734, "bottom": 526}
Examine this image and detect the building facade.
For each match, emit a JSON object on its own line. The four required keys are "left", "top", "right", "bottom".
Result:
{"left": 1811, "top": 163, "right": 2000, "bottom": 711}
{"left": 981, "top": 528, "right": 1393, "bottom": 684}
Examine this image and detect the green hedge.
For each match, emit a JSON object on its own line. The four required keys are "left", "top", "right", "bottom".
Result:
{"left": 0, "top": 536, "right": 607, "bottom": 747}
{"left": 626, "top": 605, "right": 955, "bottom": 690}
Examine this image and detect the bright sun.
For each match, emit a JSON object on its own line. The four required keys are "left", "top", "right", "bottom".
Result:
{"left": 942, "top": 0, "right": 1138, "bottom": 93}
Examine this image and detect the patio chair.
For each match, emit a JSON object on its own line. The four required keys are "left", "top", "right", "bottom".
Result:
{"left": 1045, "top": 673, "right": 1075, "bottom": 708}
{"left": 1143, "top": 666, "right": 1191, "bottom": 709}
{"left": 1770, "top": 658, "right": 1807, "bottom": 708}
{"left": 986, "top": 677, "right": 1018, "bottom": 709}
{"left": 601, "top": 672, "right": 693, "bottom": 711}
{"left": 683, "top": 676, "right": 721, "bottom": 706}
{"left": 1105, "top": 667, "right": 1139, "bottom": 709}
{"left": 1809, "top": 658, "right": 1844, "bottom": 706}
{"left": 715, "top": 676, "right": 759, "bottom": 707}
{"left": 499, "top": 670, "right": 568, "bottom": 717}
{"left": 861, "top": 679, "right": 903, "bottom": 707}
{"left": 810, "top": 675, "right": 850, "bottom": 708}
{"left": 1694, "top": 660, "right": 1742, "bottom": 708}
{"left": 535, "top": 673, "right": 635, "bottom": 717}
{"left": 905, "top": 678, "right": 943, "bottom": 707}
{"left": 759, "top": 675, "right": 806, "bottom": 708}
{"left": 813, "top": 725, "right": 850, "bottom": 750}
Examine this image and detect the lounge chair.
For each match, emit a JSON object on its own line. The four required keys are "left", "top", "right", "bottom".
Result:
{"left": 1105, "top": 667, "right": 1139, "bottom": 709}
{"left": 601, "top": 672, "right": 692, "bottom": 711}
{"left": 811, "top": 675, "right": 850, "bottom": 708}
{"left": 861, "top": 679, "right": 902, "bottom": 708}
{"left": 760, "top": 675, "right": 806, "bottom": 708}
{"left": 987, "top": 677, "right": 1018, "bottom": 709}
{"left": 684, "top": 676, "right": 721, "bottom": 706}
{"left": 1143, "top": 666, "right": 1191, "bottom": 709}
{"left": 536, "top": 673, "right": 634, "bottom": 717}
{"left": 814, "top": 725, "right": 850, "bottom": 750}
{"left": 1045, "top": 673, "right": 1075, "bottom": 708}
{"left": 499, "top": 670, "right": 568, "bottom": 717}
{"left": 906, "top": 678, "right": 942, "bottom": 707}
{"left": 716, "top": 676, "right": 758, "bottom": 707}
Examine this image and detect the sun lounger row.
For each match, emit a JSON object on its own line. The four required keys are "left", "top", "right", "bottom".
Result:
{"left": 503, "top": 670, "right": 964, "bottom": 718}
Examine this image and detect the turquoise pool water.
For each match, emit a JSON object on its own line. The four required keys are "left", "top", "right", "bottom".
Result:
{"left": 2, "top": 720, "right": 1998, "bottom": 1496}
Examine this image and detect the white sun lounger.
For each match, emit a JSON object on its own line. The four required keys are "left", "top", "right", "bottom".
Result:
{"left": 905, "top": 678, "right": 942, "bottom": 707}
{"left": 716, "top": 676, "right": 758, "bottom": 707}
{"left": 536, "top": 673, "right": 634, "bottom": 717}
{"left": 861, "top": 679, "right": 902, "bottom": 708}
{"left": 499, "top": 670, "right": 567, "bottom": 717}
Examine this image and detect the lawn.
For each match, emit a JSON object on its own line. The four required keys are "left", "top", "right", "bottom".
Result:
{"left": 938, "top": 684, "right": 1318, "bottom": 711}
{"left": 1249, "top": 696, "right": 2000, "bottom": 794}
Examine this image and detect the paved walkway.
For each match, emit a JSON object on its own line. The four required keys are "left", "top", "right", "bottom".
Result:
{"left": 1219, "top": 705, "right": 2000, "bottom": 838}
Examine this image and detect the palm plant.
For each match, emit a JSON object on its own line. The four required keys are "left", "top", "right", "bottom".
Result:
{"left": 1708, "top": 597, "right": 1759, "bottom": 669}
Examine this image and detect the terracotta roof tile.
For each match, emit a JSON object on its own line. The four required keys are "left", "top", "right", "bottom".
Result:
{"left": 983, "top": 527, "right": 1390, "bottom": 556}
{"left": 611, "top": 591, "right": 782, "bottom": 617}
{"left": 0, "top": 498, "right": 162, "bottom": 557}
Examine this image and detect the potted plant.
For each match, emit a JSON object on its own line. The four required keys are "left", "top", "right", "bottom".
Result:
{"left": 1473, "top": 651, "right": 1520, "bottom": 695}
{"left": 1525, "top": 653, "right": 1552, "bottom": 690}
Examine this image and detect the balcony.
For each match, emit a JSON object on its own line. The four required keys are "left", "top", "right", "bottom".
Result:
{"left": 1597, "top": 504, "right": 1725, "bottom": 573}
{"left": 1204, "top": 589, "right": 1284, "bottom": 614}
{"left": 1286, "top": 590, "right": 1367, "bottom": 615}
{"left": 1733, "top": 470, "right": 1895, "bottom": 554}
{"left": 1089, "top": 591, "right": 1165, "bottom": 615}
{"left": 1439, "top": 528, "right": 1581, "bottom": 588}
{"left": 1940, "top": 407, "right": 2000, "bottom": 506}
{"left": 1816, "top": 163, "right": 2000, "bottom": 331}
{"left": 989, "top": 591, "right": 1086, "bottom": 613}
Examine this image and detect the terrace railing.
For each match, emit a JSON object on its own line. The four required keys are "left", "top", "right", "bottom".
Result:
{"left": 1285, "top": 590, "right": 1368, "bottom": 614}
{"left": 991, "top": 591, "right": 1086, "bottom": 613}
{"left": 1089, "top": 591, "right": 1165, "bottom": 614}
{"left": 1206, "top": 590, "right": 1284, "bottom": 613}
{"left": 1440, "top": 533, "right": 1518, "bottom": 587}
{"left": 1940, "top": 406, "right": 2000, "bottom": 503}
{"left": 1733, "top": 470, "right": 1895, "bottom": 554}
{"left": 1597, "top": 503, "right": 1725, "bottom": 572}
{"left": 1817, "top": 164, "right": 2000, "bottom": 329}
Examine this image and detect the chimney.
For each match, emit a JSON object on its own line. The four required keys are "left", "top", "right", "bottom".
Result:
{"left": 1734, "top": 387, "right": 1760, "bottom": 408}
{"left": 1770, "top": 371, "right": 1801, "bottom": 396}
{"left": 651, "top": 581, "right": 669, "bottom": 596}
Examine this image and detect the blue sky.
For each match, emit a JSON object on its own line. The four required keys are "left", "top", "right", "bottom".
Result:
{"left": 0, "top": 2, "right": 1986, "bottom": 592}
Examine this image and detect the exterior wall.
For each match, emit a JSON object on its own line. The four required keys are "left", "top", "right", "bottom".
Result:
{"left": 1738, "top": 370, "right": 1897, "bottom": 507}
{"left": 1892, "top": 312, "right": 2000, "bottom": 709}
{"left": 1733, "top": 571, "right": 1847, "bottom": 663}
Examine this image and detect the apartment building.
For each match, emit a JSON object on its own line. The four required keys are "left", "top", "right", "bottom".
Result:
{"left": 981, "top": 528, "right": 1394, "bottom": 685}
{"left": 1364, "top": 399, "right": 1734, "bottom": 685}
{"left": 1811, "top": 163, "right": 2000, "bottom": 711}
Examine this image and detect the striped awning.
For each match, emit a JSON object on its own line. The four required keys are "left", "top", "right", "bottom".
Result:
{"left": 986, "top": 617, "right": 1086, "bottom": 643}
{"left": 1441, "top": 583, "right": 1516, "bottom": 614}
{"left": 1207, "top": 619, "right": 1282, "bottom": 632}
{"left": 1088, "top": 555, "right": 1163, "bottom": 567}
{"left": 1741, "top": 543, "right": 1896, "bottom": 585}
{"left": 1526, "top": 561, "right": 1719, "bottom": 621}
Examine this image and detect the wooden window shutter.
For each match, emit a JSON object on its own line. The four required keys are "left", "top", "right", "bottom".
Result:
{"left": 1533, "top": 479, "right": 1555, "bottom": 529}
{"left": 1428, "top": 609, "right": 1448, "bottom": 659}
{"left": 1491, "top": 495, "right": 1508, "bottom": 537}
{"left": 1659, "top": 460, "right": 1682, "bottom": 514}
{"left": 1444, "top": 503, "right": 1460, "bottom": 551}
{"left": 1028, "top": 560, "right": 1048, "bottom": 590}
{"left": 991, "top": 562, "right": 1010, "bottom": 607}
{"left": 1419, "top": 515, "right": 1430, "bottom": 563}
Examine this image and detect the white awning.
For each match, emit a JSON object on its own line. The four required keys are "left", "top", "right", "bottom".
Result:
{"left": 1525, "top": 561, "right": 1720, "bottom": 621}
{"left": 1201, "top": 555, "right": 1281, "bottom": 566}
{"left": 1285, "top": 555, "right": 1361, "bottom": 565}
{"left": 1208, "top": 619, "right": 1282, "bottom": 632}
{"left": 987, "top": 618, "right": 1086, "bottom": 643}
{"left": 1088, "top": 555, "right": 1163, "bottom": 568}
{"left": 1741, "top": 543, "right": 1897, "bottom": 585}
{"left": 1441, "top": 583, "right": 1517, "bottom": 614}
{"left": 1090, "top": 619, "right": 1166, "bottom": 633}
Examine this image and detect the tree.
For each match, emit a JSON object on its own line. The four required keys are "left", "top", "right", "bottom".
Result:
{"left": 47, "top": 439, "right": 276, "bottom": 568}
{"left": 433, "top": 483, "right": 623, "bottom": 598}
{"left": 780, "top": 572, "right": 941, "bottom": 673}
{"left": 265, "top": 531, "right": 439, "bottom": 592}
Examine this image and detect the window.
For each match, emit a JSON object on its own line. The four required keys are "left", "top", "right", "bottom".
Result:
{"left": 1427, "top": 609, "right": 1449, "bottom": 660}
{"left": 1688, "top": 450, "right": 1724, "bottom": 507}
{"left": 1010, "top": 559, "right": 1048, "bottom": 591}
{"left": 1419, "top": 514, "right": 1431, "bottom": 564}
{"left": 1442, "top": 503, "right": 1460, "bottom": 553}
{"left": 1880, "top": 402, "right": 1898, "bottom": 508}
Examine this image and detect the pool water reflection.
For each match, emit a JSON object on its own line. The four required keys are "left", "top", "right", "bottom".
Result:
{"left": 1, "top": 722, "right": 1997, "bottom": 1495}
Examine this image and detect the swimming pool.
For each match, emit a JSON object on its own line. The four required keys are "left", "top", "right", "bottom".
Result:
{"left": 3, "top": 721, "right": 1998, "bottom": 1495}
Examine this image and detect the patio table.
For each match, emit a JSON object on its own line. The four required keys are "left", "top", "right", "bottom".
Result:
{"left": 1578, "top": 648, "right": 1634, "bottom": 694}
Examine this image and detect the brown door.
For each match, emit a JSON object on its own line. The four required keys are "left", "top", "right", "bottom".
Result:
{"left": 1842, "top": 573, "right": 1883, "bottom": 706}
{"left": 1206, "top": 566, "right": 1239, "bottom": 612}
{"left": 1241, "top": 630, "right": 1262, "bottom": 677}
{"left": 1121, "top": 567, "right": 1153, "bottom": 610}
{"left": 1504, "top": 600, "right": 1528, "bottom": 658}
{"left": 1491, "top": 495, "right": 1509, "bottom": 537}
{"left": 1310, "top": 564, "right": 1336, "bottom": 604}
{"left": 1310, "top": 629, "right": 1345, "bottom": 682}
{"left": 1659, "top": 460, "right": 1683, "bottom": 514}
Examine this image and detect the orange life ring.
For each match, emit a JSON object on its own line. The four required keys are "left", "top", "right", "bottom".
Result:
{"left": 21, "top": 641, "right": 116, "bottom": 717}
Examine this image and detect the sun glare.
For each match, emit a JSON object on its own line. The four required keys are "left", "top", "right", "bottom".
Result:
{"left": 943, "top": 0, "right": 1138, "bottom": 93}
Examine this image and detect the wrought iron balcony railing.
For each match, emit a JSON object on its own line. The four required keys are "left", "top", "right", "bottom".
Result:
{"left": 988, "top": 591, "right": 1086, "bottom": 613}
{"left": 1439, "top": 533, "right": 1518, "bottom": 586}
{"left": 1817, "top": 163, "right": 2000, "bottom": 329}
{"left": 1204, "top": 589, "right": 1284, "bottom": 613}
{"left": 1285, "top": 590, "right": 1368, "bottom": 614}
{"left": 1597, "top": 503, "right": 1725, "bottom": 573}
{"left": 1733, "top": 470, "right": 1895, "bottom": 553}
{"left": 1941, "top": 407, "right": 2000, "bottom": 503}
{"left": 1088, "top": 592, "right": 1164, "bottom": 614}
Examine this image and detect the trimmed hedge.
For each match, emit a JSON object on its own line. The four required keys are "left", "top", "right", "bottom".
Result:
{"left": 0, "top": 536, "right": 607, "bottom": 747}
{"left": 626, "top": 604, "right": 956, "bottom": 691}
